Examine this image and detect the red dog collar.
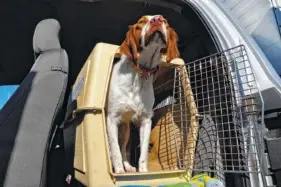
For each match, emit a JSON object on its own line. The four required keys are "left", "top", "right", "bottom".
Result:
{"left": 131, "top": 60, "right": 159, "bottom": 78}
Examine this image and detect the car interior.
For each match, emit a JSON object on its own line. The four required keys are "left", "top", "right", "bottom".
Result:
{"left": 0, "top": 0, "right": 255, "bottom": 187}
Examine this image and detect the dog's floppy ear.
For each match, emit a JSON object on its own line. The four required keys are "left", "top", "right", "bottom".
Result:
{"left": 120, "top": 25, "right": 138, "bottom": 61}
{"left": 166, "top": 28, "right": 180, "bottom": 62}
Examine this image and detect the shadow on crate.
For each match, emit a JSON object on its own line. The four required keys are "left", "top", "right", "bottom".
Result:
{"left": 129, "top": 104, "right": 194, "bottom": 172}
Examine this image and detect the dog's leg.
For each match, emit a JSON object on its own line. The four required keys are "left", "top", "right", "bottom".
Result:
{"left": 138, "top": 118, "right": 152, "bottom": 172}
{"left": 107, "top": 116, "right": 125, "bottom": 173}
{"left": 121, "top": 122, "right": 136, "bottom": 172}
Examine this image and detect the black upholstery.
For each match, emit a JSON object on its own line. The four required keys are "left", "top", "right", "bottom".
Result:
{"left": 0, "top": 19, "right": 68, "bottom": 187}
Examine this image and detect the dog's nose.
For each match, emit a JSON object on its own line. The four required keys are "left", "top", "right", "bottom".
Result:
{"left": 150, "top": 16, "right": 163, "bottom": 26}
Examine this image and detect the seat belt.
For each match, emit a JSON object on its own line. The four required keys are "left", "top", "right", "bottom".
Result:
{"left": 63, "top": 107, "right": 86, "bottom": 186}
{"left": 48, "top": 100, "right": 87, "bottom": 186}
{"left": 48, "top": 73, "right": 91, "bottom": 186}
{"left": 62, "top": 115, "right": 78, "bottom": 186}
{"left": 54, "top": 107, "right": 97, "bottom": 186}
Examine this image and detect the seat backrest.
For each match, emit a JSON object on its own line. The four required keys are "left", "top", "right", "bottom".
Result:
{"left": 0, "top": 19, "right": 69, "bottom": 187}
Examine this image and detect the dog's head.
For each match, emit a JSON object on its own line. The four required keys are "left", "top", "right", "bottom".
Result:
{"left": 120, "top": 15, "right": 180, "bottom": 63}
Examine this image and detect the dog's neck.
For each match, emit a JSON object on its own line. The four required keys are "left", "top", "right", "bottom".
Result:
{"left": 118, "top": 55, "right": 155, "bottom": 89}
{"left": 137, "top": 46, "right": 162, "bottom": 70}
{"left": 137, "top": 32, "right": 165, "bottom": 70}
{"left": 118, "top": 32, "right": 165, "bottom": 86}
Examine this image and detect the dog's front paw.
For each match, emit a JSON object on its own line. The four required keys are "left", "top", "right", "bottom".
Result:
{"left": 114, "top": 167, "right": 125, "bottom": 174}
{"left": 124, "top": 161, "right": 136, "bottom": 173}
{"left": 114, "top": 163, "right": 125, "bottom": 174}
{"left": 138, "top": 167, "right": 148, "bottom": 172}
{"left": 138, "top": 160, "right": 148, "bottom": 172}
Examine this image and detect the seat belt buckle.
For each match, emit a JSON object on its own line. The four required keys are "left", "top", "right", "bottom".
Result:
{"left": 65, "top": 174, "right": 72, "bottom": 184}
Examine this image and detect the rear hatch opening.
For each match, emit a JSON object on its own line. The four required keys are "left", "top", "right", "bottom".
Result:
{"left": 52, "top": 0, "right": 264, "bottom": 186}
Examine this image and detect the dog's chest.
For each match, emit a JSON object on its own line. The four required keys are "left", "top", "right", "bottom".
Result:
{"left": 108, "top": 59, "right": 155, "bottom": 121}
{"left": 118, "top": 76, "right": 154, "bottom": 121}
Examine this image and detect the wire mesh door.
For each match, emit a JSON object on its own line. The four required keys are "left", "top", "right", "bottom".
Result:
{"left": 171, "top": 45, "right": 265, "bottom": 183}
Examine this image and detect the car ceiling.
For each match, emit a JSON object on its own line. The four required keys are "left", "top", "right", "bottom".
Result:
{"left": 0, "top": 0, "right": 212, "bottom": 85}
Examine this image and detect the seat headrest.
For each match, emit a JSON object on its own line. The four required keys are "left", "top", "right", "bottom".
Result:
{"left": 33, "top": 19, "right": 61, "bottom": 53}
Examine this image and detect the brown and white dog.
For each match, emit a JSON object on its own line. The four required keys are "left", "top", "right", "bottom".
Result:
{"left": 106, "top": 15, "right": 180, "bottom": 173}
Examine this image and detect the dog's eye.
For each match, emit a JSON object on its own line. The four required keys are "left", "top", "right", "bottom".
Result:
{"left": 138, "top": 20, "right": 147, "bottom": 24}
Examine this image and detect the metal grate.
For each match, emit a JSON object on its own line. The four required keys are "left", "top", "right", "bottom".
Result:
{"left": 170, "top": 45, "right": 264, "bottom": 180}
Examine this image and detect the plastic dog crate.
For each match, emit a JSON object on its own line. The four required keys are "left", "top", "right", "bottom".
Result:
{"left": 65, "top": 43, "right": 264, "bottom": 187}
{"left": 66, "top": 43, "right": 199, "bottom": 187}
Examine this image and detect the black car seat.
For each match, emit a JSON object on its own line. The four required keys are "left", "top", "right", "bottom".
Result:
{"left": 0, "top": 18, "right": 69, "bottom": 187}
